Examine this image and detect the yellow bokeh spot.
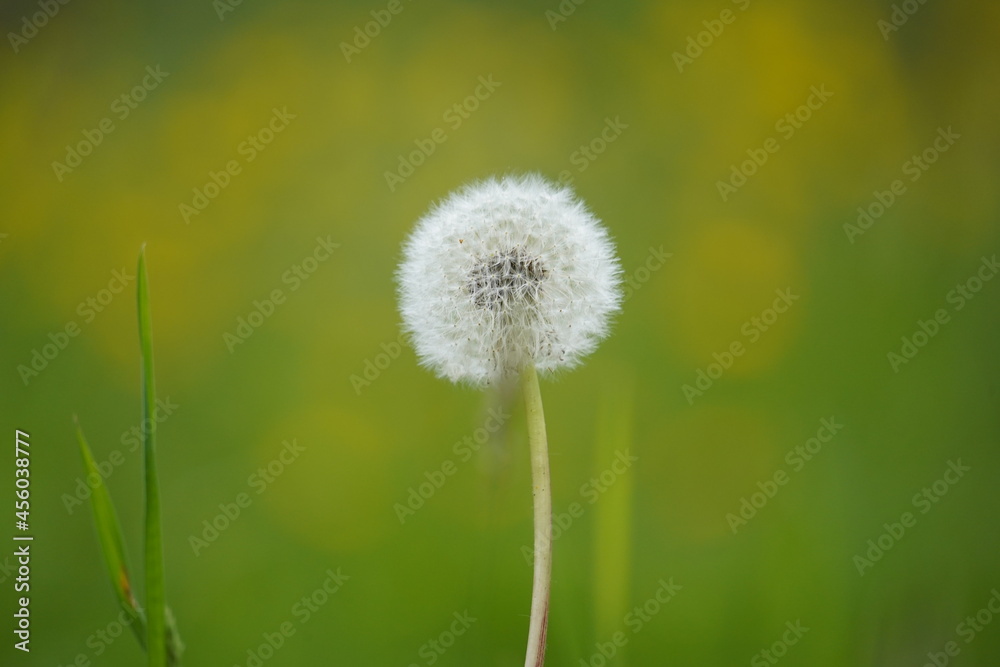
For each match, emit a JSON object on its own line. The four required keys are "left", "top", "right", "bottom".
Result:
{"left": 256, "top": 403, "right": 394, "bottom": 553}
{"left": 644, "top": 405, "right": 785, "bottom": 542}
{"left": 666, "top": 219, "right": 802, "bottom": 376}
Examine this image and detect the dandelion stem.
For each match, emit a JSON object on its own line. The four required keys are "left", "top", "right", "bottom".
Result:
{"left": 522, "top": 362, "right": 551, "bottom": 667}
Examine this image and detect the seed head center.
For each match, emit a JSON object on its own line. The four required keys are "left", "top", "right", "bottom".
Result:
{"left": 467, "top": 247, "right": 548, "bottom": 311}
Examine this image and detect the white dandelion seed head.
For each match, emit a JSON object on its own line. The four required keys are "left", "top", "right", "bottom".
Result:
{"left": 396, "top": 173, "right": 623, "bottom": 387}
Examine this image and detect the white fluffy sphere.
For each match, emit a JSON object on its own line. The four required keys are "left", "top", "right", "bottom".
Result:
{"left": 396, "top": 174, "right": 623, "bottom": 387}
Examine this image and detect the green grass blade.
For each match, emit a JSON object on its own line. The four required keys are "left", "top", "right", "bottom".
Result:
{"left": 138, "top": 246, "right": 167, "bottom": 667}
{"left": 74, "top": 418, "right": 147, "bottom": 647}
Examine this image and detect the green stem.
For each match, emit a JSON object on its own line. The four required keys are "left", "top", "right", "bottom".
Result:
{"left": 522, "top": 363, "right": 551, "bottom": 667}
{"left": 138, "top": 247, "right": 166, "bottom": 667}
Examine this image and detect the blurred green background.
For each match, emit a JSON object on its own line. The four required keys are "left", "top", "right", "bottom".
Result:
{"left": 2, "top": 0, "right": 999, "bottom": 664}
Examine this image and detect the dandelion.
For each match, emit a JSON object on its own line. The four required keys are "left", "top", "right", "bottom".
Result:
{"left": 397, "top": 173, "right": 622, "bottom": 666}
